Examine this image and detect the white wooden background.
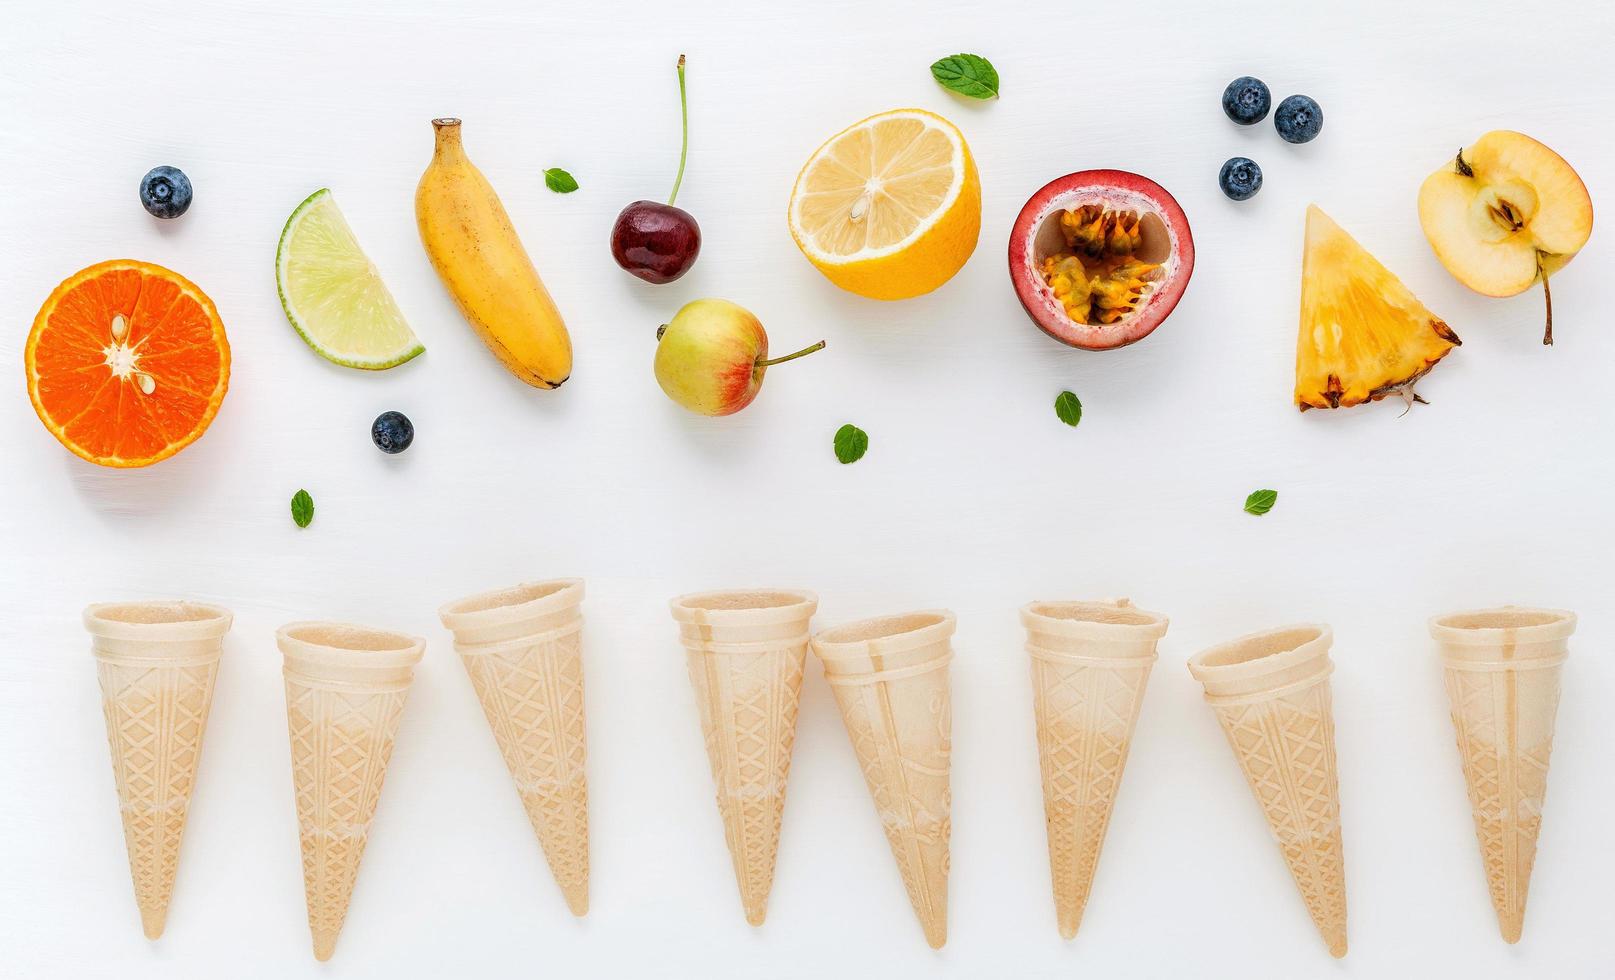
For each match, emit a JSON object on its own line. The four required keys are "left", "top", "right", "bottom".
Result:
{"left": 2, "top": 0, "right": 1611, "bottom": 976}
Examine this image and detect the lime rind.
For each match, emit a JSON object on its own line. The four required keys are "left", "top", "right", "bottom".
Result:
{"left": 275, "top": 188, "right": 424, "bottom": 370}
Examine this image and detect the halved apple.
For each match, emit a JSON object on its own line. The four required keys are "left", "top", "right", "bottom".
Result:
{"left": 1418, "top": 131, "right": 1592, "bottom": 345}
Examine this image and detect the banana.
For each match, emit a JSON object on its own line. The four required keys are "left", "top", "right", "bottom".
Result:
{"left": 416, "top": 117, "right": 572, "bottom": 388}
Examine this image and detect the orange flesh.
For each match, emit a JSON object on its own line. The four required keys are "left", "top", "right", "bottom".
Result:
{"left": 26, "top": 260, "right": 229, "bottom": 467}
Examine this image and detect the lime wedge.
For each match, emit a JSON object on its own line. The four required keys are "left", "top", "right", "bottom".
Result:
{"left": 276, "top": 189, "right": 423, "bottom": 369}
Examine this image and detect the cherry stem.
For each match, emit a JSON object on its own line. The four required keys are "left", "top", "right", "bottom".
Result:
{"left": 1538, "top": 253, "right": 1554, "bottom": 346}
{"left": 667, "top": 54, "right": 688, "bottom": 207}
{"left": 757, "top": 340, "right": 826, "bottom": 368}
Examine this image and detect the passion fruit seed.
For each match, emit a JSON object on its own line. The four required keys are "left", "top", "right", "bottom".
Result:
{"left": 1060, "top": 204, "right": 1146, "bottom": 257}
{"left": 1043, "top": 256, "right": 1094, "bottom": 322}
{"left": 1041, "top": 205, "right": 1162, "bottom": 326}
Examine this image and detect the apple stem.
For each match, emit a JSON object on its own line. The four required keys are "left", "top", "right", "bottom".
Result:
{"left": 667, "top": 54, "right": 689, "bottom": 208}
{"left": 656, "top": 324, "right": 668, "bottom": 340}
{"left": 757, "top": 340, "right": 826, "bottom": 367}
{"left": 1538, "top": 253, "right": 1554, "bottom": 346}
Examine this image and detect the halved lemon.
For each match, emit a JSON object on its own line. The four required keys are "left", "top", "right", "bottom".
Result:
{"left": 788, "top": 109, "right": 980, "bottom": 300}
{"left": 276, "top": 189, "right": 423, "bottom": 369}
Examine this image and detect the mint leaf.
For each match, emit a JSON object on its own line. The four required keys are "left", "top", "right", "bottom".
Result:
{"left": 931, "top": 54, "right": 999, "bottom": 100}
{"left": 543, "top": 167, "right": 579, "bottom": 193}
{"left": 1054, "top": 390, "right": 1082, "bottom": 427}
{"left": 291, "top": 489, "right": 314, "bottom": 528}
{"left": 1244, "top": 489, "right": 1278, "bottom": 516}
{"left": 834, "top": 424, "right": 868, "bottom": 464}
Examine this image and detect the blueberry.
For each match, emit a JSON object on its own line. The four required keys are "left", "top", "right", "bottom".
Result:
{"left": 139, "top": 166, "right": 192, "bottom": 219}
{"left": 1221, "top": 76, "right": 1271, "bottom": 125}
{"left": 1219, "top": 157, "right": 1263, "bottom": 201}
{"left": 1274, "top": 95, "right": 1323, "bottom": 144}
{"left": 371, "top": 411, "right": 414, "bottom": 454}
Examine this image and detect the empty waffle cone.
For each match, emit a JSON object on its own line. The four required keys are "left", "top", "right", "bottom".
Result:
{"left": 1187, "top": 625, "right": 1348, "bottom": 958}
{"left": 1022, "top": 599, "right": 1167, "bottom": 940}
{"left": 84, "top": 601, "right": 234, "bottom": 940}
{"left": 672, "top": 589, "right": 818, "bottom": 927}
{"left": 812, "top": 610, "right": 955, "bottom": 949}
{"left": 439, "top": 579, "right": 590, "bottom": 916}
{"left": 278, "top": 622, "right": 424, "bottom": 961}
{"left": 1430, "top": 607, "right": 1575, "bottom": 943}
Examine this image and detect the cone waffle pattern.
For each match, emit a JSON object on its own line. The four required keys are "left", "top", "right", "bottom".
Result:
{"left": 828, "top": 666, "right": 951, "bottom": 946}
{"left": 1032, "top": 655, "right": 1151, "bottom": 939}
{"left": 687, "top": 645, "right": 805, "bottom": 924}
{"left": 462, "top": 629, "right": 589, "bottom": 912}
{"left": 1444, "top": 662, "right": 1561, "bottom": 941}
{"left": 1209, "top": 679, "right": 1347, "bottom": 956}
{"left": 97, "top": 658, "right": 219, "bottom": 939}
{"left": 286, "top": 678, "right": 411, "bottom": 960}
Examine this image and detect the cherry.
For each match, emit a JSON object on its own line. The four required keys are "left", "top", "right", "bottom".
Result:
{"left": 611, "top": 55, "right": 702, "bottom": 284}
{"left": 612, "top": 201, "right": 700, "bottom": 284}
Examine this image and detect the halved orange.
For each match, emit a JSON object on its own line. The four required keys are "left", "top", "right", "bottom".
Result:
{"left": 26, "top": 260, "right": 230, "bottom": 467}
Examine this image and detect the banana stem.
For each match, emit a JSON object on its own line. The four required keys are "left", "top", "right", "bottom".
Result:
{"left": 668, "top": 54, "right": 689, "bottom": 207}
{"left": 757, "top": 340, "right": 826, "bottom": 367}
{"left": 431, "top": 118, "right": 464, "bottom": 160}
{"left": 1538, "top": 253, "right": 1554, "bottom": 346}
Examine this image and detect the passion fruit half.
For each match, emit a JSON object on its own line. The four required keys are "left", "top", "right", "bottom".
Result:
{"left": 1009, "top": 170, "right": 1194, "bottom": 350}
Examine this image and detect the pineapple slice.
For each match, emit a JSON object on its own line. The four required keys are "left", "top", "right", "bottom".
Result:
{"left": 1296, "top": 205, "right": 1461, "bottom": 410}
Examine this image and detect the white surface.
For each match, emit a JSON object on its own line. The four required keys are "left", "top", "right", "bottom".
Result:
{"left": 1, "top": 0, "right": 1611, "bottom": 976}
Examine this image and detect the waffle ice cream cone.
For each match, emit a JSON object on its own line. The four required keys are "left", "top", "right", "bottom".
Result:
{"left": 671, "top": 589, "right": 818, "bottom": 927}
{"left": 440, "top": 579, "right": 590, "bottom": 916}
{"left": 812, "top": 611, "right": 955, "bottom": 949}
{"left": 1188, "top": 625, "right": 1347, "bottom": 958}
{"left": 1021, "top": 599, "right": 1167, "bottom": 940}
{"left": 278, "top": 622, "right": 424, "bottom": 961}
{"left": 1430, "top": 607, "right": 1575, "bottom": 943}
{"left": 84, "top": 601, "right": 233, "bottom": 940}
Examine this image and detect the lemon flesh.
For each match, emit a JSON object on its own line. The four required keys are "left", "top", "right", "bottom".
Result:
{"left": 789, "top": 109, "right": 981, "bottom": 301}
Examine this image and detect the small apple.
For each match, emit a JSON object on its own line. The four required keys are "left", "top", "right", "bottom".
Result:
{"left": 1418, "top": 131, "right": 1593, "bottom": 345}
{"left": 654, "top": 299, "right": 825, "bottom": 416}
